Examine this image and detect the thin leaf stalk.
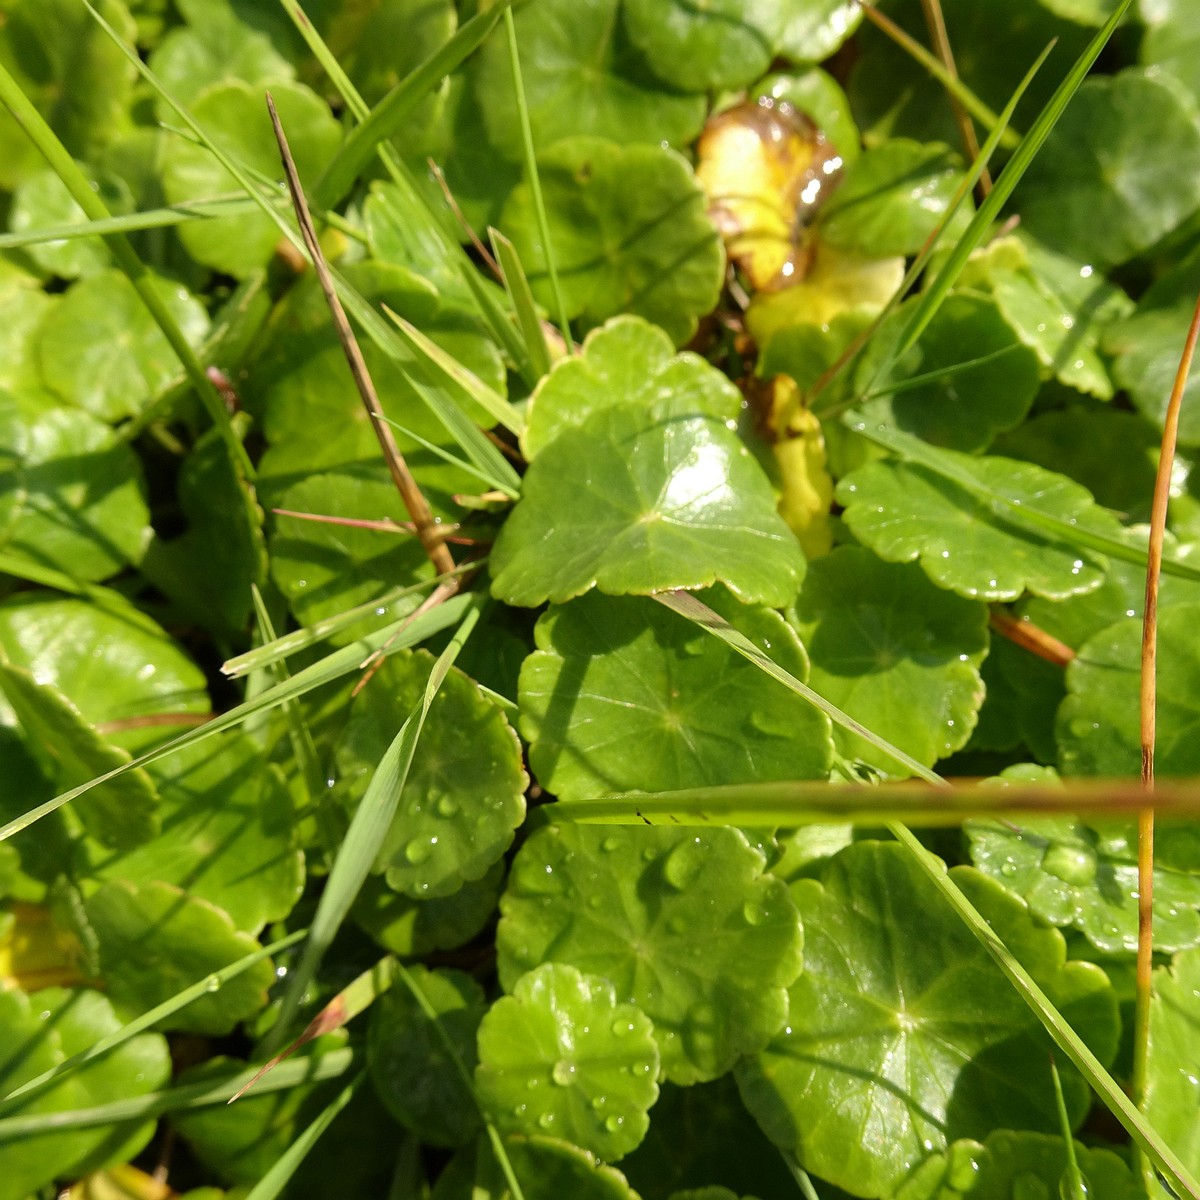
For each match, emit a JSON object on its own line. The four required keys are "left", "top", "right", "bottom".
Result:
{"left": 1132, "top": 284, "right": 1200, "bottom": 1165}
{"left": 503, "top": 6, "right": 574, "bottom": 351}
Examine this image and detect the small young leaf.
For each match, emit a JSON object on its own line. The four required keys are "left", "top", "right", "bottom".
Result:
{"left": 476, "top": 961, "right": 659, "bottom": 1159}
{"left": 497, "top": 824, "right": 802, "bottom": 1085}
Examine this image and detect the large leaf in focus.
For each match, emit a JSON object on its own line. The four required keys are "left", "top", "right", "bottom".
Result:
{"left": 0, "top": 984, "right": 170, "bottom": 1200}
{"left": 367, "top": 965, "right": 485, "bottom": 1148}
{"left": 473, "top": 0, "right": 705, "bottom": 159}
{"left": 0, "top": 0, "right": 138, "bottom": 190}
{"left": 490, "top": 405, "right": 804, "bottom": 608}
{"left": 502, "top": 137, "right": 724, "bottom": 346}
{"left": 837, "top": 455, "right": 1115, "bottom": 601}
{"left": 736, "top": 843, "right": 1118, "bottom": 1200}
{"left": 497, "top": 824, "right": 803, "bottom": 1085}
{"left": 332, "top": 651, "right": 526, "bottom": 900}
{"left": 817, "top": 140, "right": 965, "bottom": 258}
{"left": 0, "top": 594, "right": 209, "bottom": 756}
{"left": 75, "top": 731, "right": 304, "bottom": 934}
{"left": 141, "top": 423, "right": 265, "bottom": 639}
{"left": 1057, "top": 605, "right": 1200, "bottom": 777}
{"left": 792, "top": 547, "right": 988, "bottom": 770}
{"left": 621, "top": 0, "right": 787, "bottom": 91}
{"left": 521, "top": 316, "right": 741, "bottom": 461}
{"left": 1016, "top": 70, "right": 1200, "bottom": 269}
{"left": 897, "top": 1130, "right": 1144, "bottom": 1200}
{"left": 85, "top": 879, "right": 273, "bottom": 1034}
{"left": 1145, "top": 946, "right": 1200, "bottom": 1180}
{"left": 37, "top": 269, "right": 209, "bottom": 422}
{"left": 856, "top": 294, "right": 1041, "bottom": 453}
{"left": 0, "top": 661, "right": 158, "bottom": 849}
{"left": 476, "top": 961, "right": 659, "bottom": 1159}
{"left": 0, "top": 393, "right": 151, "bottom": 582}
{"left": 518, "top": 590, "right": 832, "bottom": 802}
{"left": 160, "top": 80, "right": 341, "bottom": 277}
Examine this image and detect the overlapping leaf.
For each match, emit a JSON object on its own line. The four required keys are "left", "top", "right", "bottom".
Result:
{"left": 519, "top": 589, "right": 832, "bottom": 802}
{"left": 1145, "top": 947, "right": 1200, "bottom": 1180}
{"left": 497, "top": 824, "right": 802, "bottom": 1085}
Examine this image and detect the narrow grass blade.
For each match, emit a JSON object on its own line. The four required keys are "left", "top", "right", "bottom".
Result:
{"left": 244, "top": 1073, "right": 365, "bottom": 1200}
{"left": 551, "top": 776, "right": 1200, "bottom": 827}
{"left": 0, "top": 929, "right": 307, "bottom": 1113}
{"left": 866, "top": 0, "right": 1134, "bottom": 384}
{"left": 654, "top": 590, "right": 945, "bottom": 785}
{"left": 0, "top": 55, "right": 251, "bottom": 481}
{"left": 846, "top": 415, "right": 1200, "bottom": 585}
{"left": 490, "top": 228, "right": 552, "bottom": 381}
{"left": 0, "top": 1049, "right": 358, "bottom": 1142}
{"left": 891, "top": 822, "right": 1200, "bottom": 1200}
{"left": 458, "top": 260, "right": 538, "bottom": 388}
{"left": 1050, "top": 1057, "right": 1089, "bottom": 1200}
{"left": 313, "top": 1, "right": 515, "bottom": 210}
{"left": 385, "top": 308, "right": 526, "bottom": 437}
{"left": 502, "top": 6, "right": 572, "bottom": 350}
{"left": 0, "top": 592, "right": 474, "bottom": 843}
{"left": 260, "top": 595, "right": 486, "bottom": 1054}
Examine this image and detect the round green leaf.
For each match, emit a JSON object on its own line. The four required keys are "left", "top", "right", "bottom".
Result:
{"left": 735, "top": 843, "right": 1118, "bottom": 1199}
{"left": 518, "top": 590, "right": 832, "bottom": 802}
{"left": 473, "top": 0, "right": 706, "bottom": 159}
{"left": 9, "top": 167, "right": 128, "bottom": 279}
{"left": 160, "top": 80, "right": 341, "bottom": 277}
{"left": 0, "top": 593, "right": 209, "bottom": 756}
{"left": 497, "top": 824, "right": 803, "bottom": 1085}
{"left": 856, "top": 294, "right": 1041, "bottom": 453}
{"left": 85, "top": 878, "right": 274, "bottom": 1034}
{"left": 1146, "top": 946, "right": 1200, "bottom": 1176}
{"left": 148, "top": 5, "right": 295, "bottom": 121}
{"left": 460, "top": 1134, "right": 642, "bottom": 1200}
{"left": 818, "top": 140, "right": 965, "bottom": 259}
{"left": 0, "top": 983, "right": 170, "bottom": 1200}
{"left": 522, "top": 315, "right": 741, "bottom": 461}
{"left": 75, "top": 731, "right": 304, "bottom": 934}
{"left": 332, "top": 650, "right": 526, "bottom": 900}
{"left": 0, "top": 660, "right": 158, "bottom": 849}
{"left": 792, "top": 547, "right": 988, "bottom": 770}
{"left": 968, "top": 804, "right": 1200, "bottom": 954}
{"left": 502, "top": 137, "right": 724, "bottom": 346}
{"left": 622, "top": 0, "right": 787, "bottom": 91}
{"left": 899, "top": 1131, "right": 1144, "bottom": 1200}
{"left": 0, "top": 264, "right": 57, "bottom": 397}
{"left": 837, "top": 455, "right": 1114, "bottom": 601}
{"left": 1141, "top": 0, "right": 1200, "bottom": 105}
{"left": 367, "top": 965, "right": 485, "bottom": 1148}
{"left": 0, "top": 393, "right": 151, "bottom": 581}
{"left": 490, "top": 405, "right": 805, "bottom": 608}
{"left": 777, "top": 0, "right": 862, "bottom": 62}
{"left": 476, "top": 962, "right": 659, "bottom": 1159}
{"left": 352, "top": 862, "right": 504, "bottom": 959}
{"left": 1016, "top": 70, "right": 1200, "bottom": 269}
{"left": 38, "top": 269, "right": 209, "bottom": 421}
{"left": 1057, "top": 605, "right": 1200, "bottom": 777}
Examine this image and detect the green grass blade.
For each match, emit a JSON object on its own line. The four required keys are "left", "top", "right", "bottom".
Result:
{"left": 461, "top": 260, "right": 540, "bottom": 388}
{"left": 654, "top": 591, "right": 944, "bottom": 785}
{"left": 0, "top": 1049, "right": 358, "bottom": 1142}
{"left": 384, "top": 308, "right": 526, "bottom": 437}
{"left": 490, "top": 227, "right": 553, "bottom": 381}
{"left": 890, "top": 821, "right": 1200, "bottom": 1200}
{"left": 1050, "top": 1057, "right": 1088, "bottom": 1200}
{"left": 868, "top": 0, "right": 1134, "bottom": 383}
{"left": 846, "top": 415, "right": 1200, "bottom": 584}
{"left": 0, "top": 928, "right": 307, "bottom": 1113}
{"left": 278, "top": 0, "right": 368, "bottom": 120}
{"left": 244, "top": 1073, "right": 365, "bottom": 1200}
{"left": 313, "top": 1, "right": 515, "bottom": 210}
{"left": 501, "top": 5, "right": 573, "bottom": 351}
{"left": 0, "top": 592, "right": 474, "bottom": 843}
{"left": 0, "top": 54, "right": 252, "bottom": 481}
{"left": 260, "top": 595, "right": 486, "bottom": 1055}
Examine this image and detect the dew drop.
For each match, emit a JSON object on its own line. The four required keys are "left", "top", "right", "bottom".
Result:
{"left": 1042, "top": 842, "right": 1096, "bottom": 885}
{"left": 611, "top": 1018, "right": 636, "bottom": 1037}
{"left": 1000, "top": 860, "right": 1018, "bottom": 877}
{"left": 742, "top": 896, "right": 771, "bottom": 926}
{"left": 1059, "top": 1171, "right": 1090, "bottom": 1200}
{"left": 552, "top": 1059, "right": 576, "bottom": 1086}
{"left": 435, "top": 795, "right": 460, "bottom": 818}
{"left": 591, "top": 1095, "right": 607, "bottom": 1111}
{"left": 601, "top": 835, "right": 622, "bottom": 853}
{"left": 663, "top": 836, "right": 707, "bottom": 890}
{"left": 537, "top": 1112, "right": 556, "bottom": 1130}
{"left": 205, "top": 975, "right": 222, "bottom": 993}
{"left": 404, "top": 836, "right": 437, "bottom": 865}
{"left": 604, "top": 1114, "right": 625, "bottom": 1133}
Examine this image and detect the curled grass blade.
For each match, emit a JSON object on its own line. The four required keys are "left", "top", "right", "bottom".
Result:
{"left": 259, "top": 595, "right": 486, "bottom": 1055}
{"left": 653, "top": 590, "right": 944, "bottom": 785}
{"left": 0, "top": 592, "right": 475, "bottom": 843}
{"left": 0, "top": 928, "right": 307, "bottom": 1113}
